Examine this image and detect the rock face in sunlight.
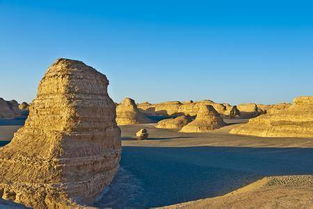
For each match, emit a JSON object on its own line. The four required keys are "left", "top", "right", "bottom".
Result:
{"left": 138, "top": 100, "right": 229, "bottom": 117}
{"left": 230, "top": 96, "right": 313, "bottom": 138}
{"left": 156, "top": 115, "right": 191, "bottom": 129}
{"left": 0, "top": 98, "right": 22, "bottom": 119}
{"left": 0, "top": 58, "right": 121, "bottom": 208}
{"left": 236, "top": 103, "right": 263, "bottom": 118}
{"left": 180, "top": 105, "right": 226, "bottom": 133}
{"left": 116, "top": 97, "right": 152, "bottom": 125}
{"left": 136, "top": 128, "right": 149, "bottom": 140}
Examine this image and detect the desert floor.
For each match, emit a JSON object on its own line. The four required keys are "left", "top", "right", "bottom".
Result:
{"left": 1, "top": 119, "right": 313, "bottom": 208}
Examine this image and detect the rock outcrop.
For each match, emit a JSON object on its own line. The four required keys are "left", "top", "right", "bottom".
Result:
{"left": 136, "top": 129, "right": 148, "bottom": 140}
{"left": 138, "top": 100, "right": 228, "bottom": 117}
{"left": 0, "top": 98, "right": 22, "bottom": 119}
{"left": 229, "top": 105, "right": 240, "bottom": 118}
{"left": 180, "top": 105, "right": 226, "bottom": 133}
{"left": 230, "top": 96, "right": 313, "bottom": 138}
{"left": 156, "top": 115, "right": 191, "bottom": 129}
{"left": 0, "top": 58, "right": 121, "bottom": 208}
{"left": 18, "top": 102, "right": 29, "bottom": 111}
{"left": 116, "top": 98, "right": 152, "bottom": 125}
{"left": 237, "top": 103, "right": 263, "bottom": 118}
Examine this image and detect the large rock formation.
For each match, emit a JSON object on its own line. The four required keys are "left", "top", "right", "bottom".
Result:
{"left": 180, "top": 105, "right": 226, "bottom": 133}
{"left": 138, "top": 100, "right": 228, "bottom": 117}
{"left": 156, "top": 115, "right": 191, "bottom": 129}
{"left": 0, "top": 58, "right": 121, "bottom": 208}
{"left": 0, "top": 98, "right": 22, "bottom": 119}
{"left": 230, "top": 96, "right": 313, "bottom": 138}
{"left": 116, "top": 98, "right": 152, "bottom": 125}
{"left": 237, "top": 103, "right": 263, "bottom": 118}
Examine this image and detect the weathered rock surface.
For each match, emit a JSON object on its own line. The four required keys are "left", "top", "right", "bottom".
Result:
{"left": 156, "top": 115, "right": 191, "bottom": 129}
{"left": 230, "top": 96, "right": 313, "bottom": 138}
{"left": 136, "top": 128, "right": 148, "bottom": 140}
{"left": 0, "top": 98, "right": 22, "bottom": 119}
{"left": 180, "top": 105, "right": 226, "bottom": 133}
{"left": 0, "top": 58, "right": 121, "bottom": 208}
{"left": 138, "top": 100, "right": 228, "bottom": 117}
{"left": 237, "top": 103, "right": 263, "bottom": 118}
{"left": 116, "top": 98, "right": 152, "bottom": 125}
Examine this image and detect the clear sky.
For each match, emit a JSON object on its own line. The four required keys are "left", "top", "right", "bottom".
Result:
{"left": 1, "top": 0, "right": 312, "bottom": 105}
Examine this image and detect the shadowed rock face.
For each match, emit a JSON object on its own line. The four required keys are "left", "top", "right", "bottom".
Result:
{"left": 116, "top": 98, "right": 152, "bottom": 125}
{"left": 0, "top": 58, "right": 121, "bottom": 208}
{"left": 0, "top": 98, "right": 22, "bottom": 119}
{"left": 180, "top": 105, "right": 225, "bottom": 133}
{"left": 156, "top": 116, "right": 191, "bottom": 129}
{"left": 230, "top": 96, "right": 313, "bottom": 138}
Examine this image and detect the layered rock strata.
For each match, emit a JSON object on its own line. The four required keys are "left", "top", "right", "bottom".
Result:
{"left": 116, "top": 98, "right": 152, "bottom": 125}
{"left": 230, "top": 96, "right": 313, "bottom": 138}
{"left": 0, "top": 58, "right": 121, "bottom": 208}
{"left": 180, "top": 105, "right": 225, "bottom": 133}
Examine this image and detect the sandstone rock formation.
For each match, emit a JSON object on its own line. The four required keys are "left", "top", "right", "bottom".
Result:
{"left": 180, "top": 105, "right": 226, "bottom": 133}
{"left": 229, "top": 105, "right": 240, "bottom": 118}
{"left": 116, "top": 98, "right": 152, "bottom": 125}
{"left": 0, "top": 58, "right": 121, "bottom": 208}
{"left": 136, "top": 128, "right": 148, "bottom": 140}
{"left": 18, "top": 102, "right": 29, "bottom": 111}
{"left": 138, "top": 100, "right": 229, "bottom": 118}
{"left": 0, "top": 98, "right": 22, "bottom": 119}
{"left": 237, "top": 103, "right": 263, "bottom": 118}
{"left": 156, "top": 115, "right": 191, "bottom": 129}
{"left": 230, "top": 96, "right": 313, "bottom": 138}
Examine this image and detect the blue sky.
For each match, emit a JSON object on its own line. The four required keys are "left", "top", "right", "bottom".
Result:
{"left": 0, "top": 0, "right": 312, "bottom": 105}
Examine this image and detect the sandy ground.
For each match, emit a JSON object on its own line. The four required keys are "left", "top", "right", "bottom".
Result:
{"left": 1, "top": 119, "right": 313, "bottom": 208}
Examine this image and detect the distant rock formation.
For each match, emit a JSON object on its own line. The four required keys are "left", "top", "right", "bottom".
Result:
{"left": 180, "top": 105, "right": 226, "bottom": 133}
{"left": 136, "top": 128, "right": 148, "bottom": 140}
{"left": 229, "top": 105, "right": 240, "bottom": 118}
{"left": 237, "top": 103, "right": 263, "bottom": 118}
{"left": 138, "top": 100, "right": 228, "bottom": 117}
{"left": 230, "top": 96, "right": 313, "bottom": 138}
{"left": 0, "top": 58, "right": 121, "bottom": 208}
{"left": 156, "top": 115, "right": 191, "bottom": 129}
{"left": 0, "top": 98, "right": 22, "bottom": 119}
{"left": 258, "top": 103, "right": 291, "bottom": 114}
{"left": 18, "top": 102, "right": 29, "bottom": 111}
{"left": 116, "top": 98, "right": 152, "bottom": 125}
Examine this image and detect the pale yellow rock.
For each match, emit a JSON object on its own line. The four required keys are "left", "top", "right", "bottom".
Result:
{"left": 18, "top": 102, "right": 29, "bottom": 111}
{"left": 136, "top": 128, "right": 148, "bottom": 140}
{"left": 154, "top": 101, "right": 182, "bottom": 116}
{"left": 116, "top": 98, "right": 152, "bottom": 125}
{"left": 230, "top": 96, "right": 313, "bottom": 138}
{"left": 237, "top": 103, "right": 262, "bottom": 118}
{"left": 0, "top": 58, "right": 121, "bottom": 208}
{"left": 138, "top": 100, "right": 228, "bottom": 117}
{"left": 156, "top": 115, "right": 191, "bottom": 129}
{"left": 180, "top": 105, "right": 225, "bottom": 133}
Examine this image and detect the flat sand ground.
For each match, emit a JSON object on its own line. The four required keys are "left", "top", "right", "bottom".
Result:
{"left": 1, "top": 119, "right": 313, "bottom": 208}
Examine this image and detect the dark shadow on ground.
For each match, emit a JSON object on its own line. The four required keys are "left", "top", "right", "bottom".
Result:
{"left": 122, "top": 136, "right": 192, "bottom": 141}
{"left": 96, "top": 146, "right": 313, "bottom": 208}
